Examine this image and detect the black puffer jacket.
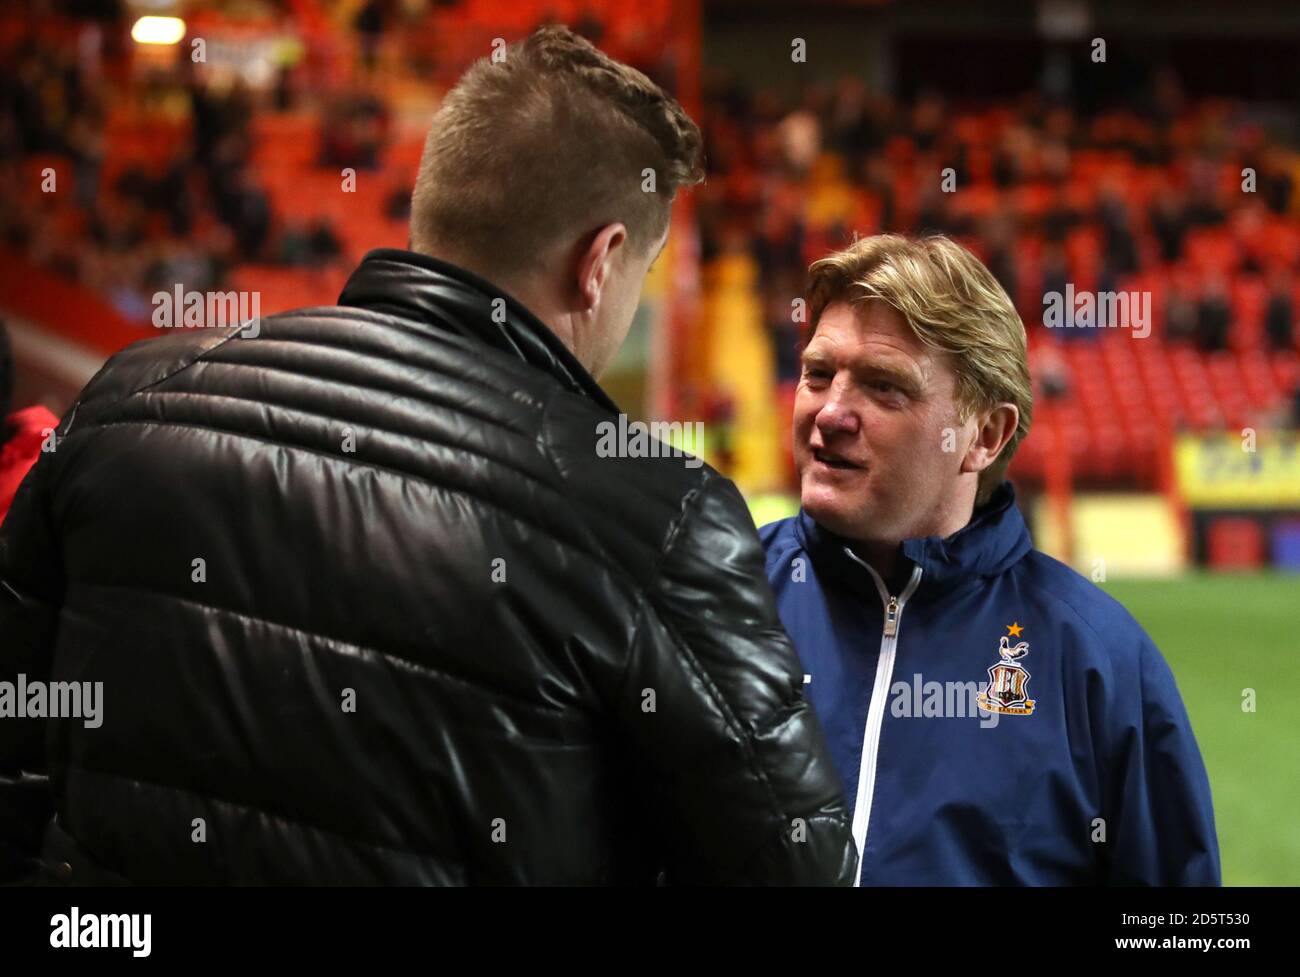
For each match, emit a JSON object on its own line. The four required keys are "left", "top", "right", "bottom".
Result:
{"left": 0, "top": 249, "right": 855, "bottom": 885}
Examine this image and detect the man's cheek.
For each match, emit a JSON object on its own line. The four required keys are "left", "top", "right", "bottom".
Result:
{"left": 791, "top": 392, "right": 816, "bottom": 428}
{"left": 792, "top": 413, "right": 816, "bottom": 456}
{"left": 792, "top": 412, "right": 812, "bottom": 443}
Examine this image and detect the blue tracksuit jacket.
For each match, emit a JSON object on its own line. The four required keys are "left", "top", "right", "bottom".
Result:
{"left": 760, "top": 483, "right": 1221, "bottom": 885}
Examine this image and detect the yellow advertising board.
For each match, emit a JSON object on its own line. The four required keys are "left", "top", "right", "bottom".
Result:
{"left": 1174, "top": 432, "right": 1300, "bottom": 508}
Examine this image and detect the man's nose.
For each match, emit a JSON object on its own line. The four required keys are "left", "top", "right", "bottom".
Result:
{"left": 815, "top": 389, "right": 860, "bottom": 437}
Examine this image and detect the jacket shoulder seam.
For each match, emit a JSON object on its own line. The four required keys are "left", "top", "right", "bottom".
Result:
{"left": 72, "top": 578, "right": 589, "bottom": 721}
{"left": 67, "top": 331, "right": 243, "bottom": 436}
{"left": 1012, "top": 557, "right": 1142, "bottom": 662}
{"left": 73, "top": 417, "right": 627, "bottom": 589}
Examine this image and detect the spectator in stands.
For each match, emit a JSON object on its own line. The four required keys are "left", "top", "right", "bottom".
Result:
{"left": 115, "top": 153, "right": 194, "bottom": 237}
{"left": 144, "top": 235, "right": 226, "bottom": 295}
{"left": 915, "top": 183, "right": 965, "bottom": 237}
{"left": 1042, "top": 186, "right": 1079, "bottom": 242}
{"left": 88, "top": 194, "right": 146, "bottom": 251}
{"left": 1039, "top": 241, "right": 1072, "bottom": 327}
{"left": 1150, "top": 183, "right": 1189, "bottom": 263}
{"left": 277, "top": 218, "right": 344, "bottom": 269}
{"left": 767, "top": 285, "right": 804, "bottom": 384}
{"left": 1186, "top": 162, "right": 1227, "bottom": 227}
{"left": 65, "top": 104, "right": 104, "bottom": 212}
{"left": 1259, "top": 146, "right": 1295, "bottom": 216}
{"left": 980, "top": 212, "right": 1019, "bottom": 305}
{"left": 1097, "top": 185, "right": 1138, "bottom": 276}
{"left": 777, "top": 101, "right": 821, "bottom": 176}
{"left": 861, "top": 155, "right": 897, "bottom": 230}
{"left": 826, "top": 77, "right": 878, "bottom": 170}
{"left": 1196, "top": 273, "right": 1233, "bottom": 351}
{"left": 1033, "top": 341, "right": 1071, "bottom": 401}
{"left": 385, "top": 183, "right": 412, "bottom": 220}
{"left": 318, "top": 91, "right": 389, "bottom": 170}
{"left": 992, "top": 126, "right": 1024, "bottom": 188}
{"left": 353, "top": 0, "right": 386, "bottom": 72}
{"left": 909, "top": 92, "right": 946, "bottom": 153}
{"left": 155, "top": 154, "right": 195, "bottom": 236}
{"left": 1165, "top": 287, "right": 1198, "bottom": 344}
{"left": 212, "top": 168, "right": 271, "bottom": 258}
{"left": 1265, "top": 266, "right": 1296, "bottom": 351}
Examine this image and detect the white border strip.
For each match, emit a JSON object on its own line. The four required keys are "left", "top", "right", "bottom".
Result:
{"left": 4, "top": 316, "right": 106, "bottom": 389}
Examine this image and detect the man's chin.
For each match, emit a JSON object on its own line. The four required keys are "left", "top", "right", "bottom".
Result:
{"left": 800, "top": 486, "right": 868, "bottom": 540}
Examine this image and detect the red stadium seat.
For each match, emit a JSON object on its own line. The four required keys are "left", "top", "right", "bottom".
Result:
{"left": 1207, "top": 517, "right": 1266, "bottom": 570}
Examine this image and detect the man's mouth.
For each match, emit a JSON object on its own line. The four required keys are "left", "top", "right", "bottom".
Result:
{"left": 812, "top": 448, "right": 862, "bottom": 471}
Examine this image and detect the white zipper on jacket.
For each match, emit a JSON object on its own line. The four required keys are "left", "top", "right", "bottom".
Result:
{"left": 841, "top": 549, "right": 922, "bottom": 886}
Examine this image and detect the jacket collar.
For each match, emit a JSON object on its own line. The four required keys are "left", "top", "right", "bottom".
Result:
{"left": 337, "top": 248, "right": 619, "bottom": 412}
{"left": 795, "top": 482, "right": 1032, "bottom": 596}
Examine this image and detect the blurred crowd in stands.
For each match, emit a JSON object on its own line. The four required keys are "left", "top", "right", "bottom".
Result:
{"left": 696, "top": 69, "right": 1300, "bottom": 388}
{"left": 2, "top": 8, "right": 1299, "bottom": 452}
{"left": 0, "top": 27, "right": 381, "bottom": 322}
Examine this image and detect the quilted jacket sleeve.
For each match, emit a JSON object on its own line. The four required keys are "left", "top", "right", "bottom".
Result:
{"left": 617, "top": 474, "right": 856, "bottom": 885}
{"left": 0, "top": 447, "right": 62, "bottom": 883}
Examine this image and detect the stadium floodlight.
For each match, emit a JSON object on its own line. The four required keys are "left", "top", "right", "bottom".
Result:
{"left": 130, "top": 16, "right": 186, "bottom": 46}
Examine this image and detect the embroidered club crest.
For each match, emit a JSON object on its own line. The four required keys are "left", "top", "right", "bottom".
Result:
{"left": 977, "top": 625, "right": 1036, "bottom": 716}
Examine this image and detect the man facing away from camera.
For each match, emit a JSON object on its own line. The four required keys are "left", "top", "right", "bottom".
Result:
{"left": 0, "top": 26, "right": 855, "bottom": 885}
{"left": 760, "top": 234, "right": 1220, "bottom": 885}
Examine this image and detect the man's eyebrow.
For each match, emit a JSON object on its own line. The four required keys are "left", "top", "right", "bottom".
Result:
{"left": 800, "top": 343, "right": 833, "bottom": 364}
{"left": 801, "top": 344, "right": 918, "bottom": 377}
{"left": 861, "top": 361, "right": 928, "bottom": 397}
{"left": 858, "top": 358, "right": 917, "bottom": 378}
{"left": 801, "top": 345, "right": 925, "bottom": 393}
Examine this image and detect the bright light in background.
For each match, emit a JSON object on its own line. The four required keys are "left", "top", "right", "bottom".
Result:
{"left": 130, "top": 16, "right": 186, "bottom": 46}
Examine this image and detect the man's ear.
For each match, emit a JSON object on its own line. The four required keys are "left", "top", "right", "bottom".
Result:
{"left": 577, "top": 223, "right": 627, "bottom": 311}
{"left": 960, "top": 403, "right": 1019, "bottom": 475}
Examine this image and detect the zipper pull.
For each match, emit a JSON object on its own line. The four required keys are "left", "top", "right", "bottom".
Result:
{"left": 883, "top": 596, "right": 900, "bottom": 636}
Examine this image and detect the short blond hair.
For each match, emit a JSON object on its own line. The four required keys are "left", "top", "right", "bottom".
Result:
{"left": 410, "top": 26, "right": 703, "bottom": 275}
{"left": 806, "top": 234, "right": 1032, "bottom": 504}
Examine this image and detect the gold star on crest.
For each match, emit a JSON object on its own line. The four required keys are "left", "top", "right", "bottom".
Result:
{"left": 1006, "top": 622, "right": 1024, "bottom": 637}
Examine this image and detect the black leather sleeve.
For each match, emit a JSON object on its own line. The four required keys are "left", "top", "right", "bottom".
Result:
{"left": 0, "top": 448, "right": 61, "bottom": 883}
{"left": 619, "top": 475, "right": 857, "bottom": 885}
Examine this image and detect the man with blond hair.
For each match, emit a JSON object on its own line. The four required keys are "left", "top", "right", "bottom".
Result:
{"left": 760, "top": 233, "right": 1220, "bottom": 885}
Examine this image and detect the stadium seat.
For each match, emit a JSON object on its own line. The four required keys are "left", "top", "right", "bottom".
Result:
{"left": 1207, "top": 516, "right": 1266, "bottom": 570}
{"left": 1271, "top": 519, "right": 1300, "bottom": 572}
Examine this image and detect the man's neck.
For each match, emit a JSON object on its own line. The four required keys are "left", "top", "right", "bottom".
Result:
{"left": 848, "top": 492, "right": 978, "bottom": 589}
{"left": 415, "top": 243, "right": 584, "bottom": 365}
{"left": 847, "top": 539, "right": 907, "bottom": 591}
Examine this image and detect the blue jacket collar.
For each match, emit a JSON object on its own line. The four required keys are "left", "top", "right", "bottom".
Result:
{"left": 795, "top": 482, "right": 1032, "bottom": 596}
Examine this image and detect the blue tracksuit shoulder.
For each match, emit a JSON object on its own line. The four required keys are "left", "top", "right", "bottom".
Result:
{"left": 758, "top": 516, "right": 799, "bottom": 562}
{"left": 1012, "top": 549, "right": 1152, "bottom": 661}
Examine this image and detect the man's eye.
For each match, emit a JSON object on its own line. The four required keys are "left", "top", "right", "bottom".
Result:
{"left": 803, "top": 367, "right": 832, "bottom": 382}
{"left": 870, "top": 380, "right": 900, "bottom": 395}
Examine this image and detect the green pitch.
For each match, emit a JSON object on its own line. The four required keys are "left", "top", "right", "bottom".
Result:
{"left": 1102, "top": 573, "right": 1300, "bottom": 887}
